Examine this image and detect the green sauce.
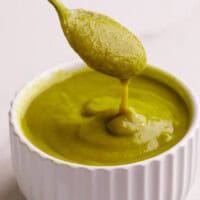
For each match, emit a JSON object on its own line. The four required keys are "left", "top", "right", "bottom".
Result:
{"left": 20, "top": 67, "right": 190, "bottom": 166}
{"left": 19, "top": 0, "right": 190, "bottom": 166}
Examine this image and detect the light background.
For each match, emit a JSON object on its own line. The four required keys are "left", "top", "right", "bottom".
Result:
{"left": 1, "top": 0, "right": 200, "bottom": 199}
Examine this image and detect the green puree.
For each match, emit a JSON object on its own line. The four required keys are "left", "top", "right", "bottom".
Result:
{"left": 21, "top": 67, "right": 189, "bottom": 166}
{"left": 19, "top": 0, "right": 190, "bottom": 166}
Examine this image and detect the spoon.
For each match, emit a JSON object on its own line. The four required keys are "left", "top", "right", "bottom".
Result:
{"left": 48, "top": 0, "right": 147, "bottom": 80}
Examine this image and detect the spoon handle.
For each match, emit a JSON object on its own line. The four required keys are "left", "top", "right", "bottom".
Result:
{"left": 48, "top": 0, "right": 70, "bottom": 17}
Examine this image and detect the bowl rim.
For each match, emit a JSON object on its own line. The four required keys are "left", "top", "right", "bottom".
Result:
{"left": 9, "top": 61, "right": 200, "bottom": 170}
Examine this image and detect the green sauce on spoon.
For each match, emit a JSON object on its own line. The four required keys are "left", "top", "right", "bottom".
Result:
{"left": 48, "top": 0, "right": 147, "bottom": 79}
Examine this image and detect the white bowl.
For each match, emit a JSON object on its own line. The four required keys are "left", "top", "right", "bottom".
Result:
{"left": 9, "top": 61, "right": 200, "bottom": 200}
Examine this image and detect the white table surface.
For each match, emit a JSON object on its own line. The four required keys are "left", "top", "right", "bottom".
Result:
{"left": 1, "top": 1, "right": 200, "bottom": 199}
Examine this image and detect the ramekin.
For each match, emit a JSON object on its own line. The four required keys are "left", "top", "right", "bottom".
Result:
{"left": 9, "top": 61, "right": 200, "bottom": 200}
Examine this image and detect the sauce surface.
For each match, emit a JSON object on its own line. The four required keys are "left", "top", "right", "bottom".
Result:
{"left": 20, "top": 67, "right": 190, "bottom": 166}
